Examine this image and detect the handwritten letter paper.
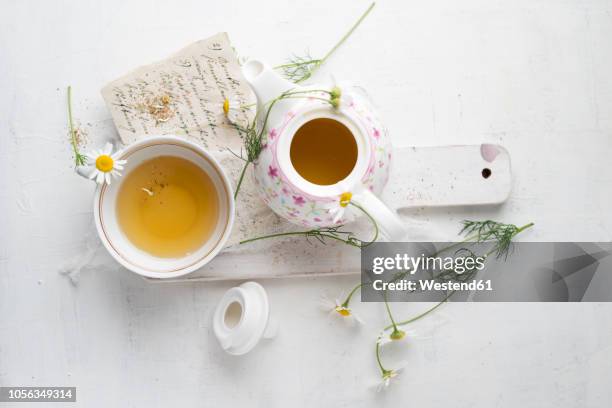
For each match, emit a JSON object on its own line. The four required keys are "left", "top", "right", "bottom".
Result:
{"left": 101, "top": 33, "right": 279, "bottom": 248}
{"left": 101, "top": 32, "right": 253, "bottom": 152}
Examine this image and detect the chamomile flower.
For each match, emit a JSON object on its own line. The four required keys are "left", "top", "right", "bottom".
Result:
{"left": 222, "top": 96, "right": 248, "bottom": 127}
{"left": 330, "top": 86, "right": 342, "bottom": 100}
{"left": 326, "top": 84, "right": 354, "bottom": 109}
{"left": 324, "top": 192, "right": 353, "bottom": 224}
{"left": 329, "top": 86, "right": 343, "bottom": 109}
{"left": 377, "top": 327, "right": 407, "bottom": 346}
{"left": 377, "top": 320, "right": 436, "bottom": 346}
{"left": 377, "top": 363, "right": 407, "bottom": 392}
{"left": 319, "top": 294, "right": 363, "bottom": 325}
{"left": 83, "top": 143, "right": 126, "bottom": 185}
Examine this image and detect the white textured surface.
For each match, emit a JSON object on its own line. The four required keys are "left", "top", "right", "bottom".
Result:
{"left": 1, "top": 1, "right": 612, "bottom": 407}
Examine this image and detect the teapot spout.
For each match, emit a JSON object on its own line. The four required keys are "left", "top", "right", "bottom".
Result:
{"left": 243, "top": 60, "right": 301, "bottom": 126}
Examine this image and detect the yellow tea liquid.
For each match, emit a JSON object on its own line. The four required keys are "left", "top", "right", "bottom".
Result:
{"left": 116, "top": 156, "right": 219, "bottom": 258}
{"left": 289, "top": 118, "right": 358, "bottom": 185}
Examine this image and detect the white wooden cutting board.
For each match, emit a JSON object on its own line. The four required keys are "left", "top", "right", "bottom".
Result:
{"left": 149, "top": 143, "right": 511, "bottom": 282}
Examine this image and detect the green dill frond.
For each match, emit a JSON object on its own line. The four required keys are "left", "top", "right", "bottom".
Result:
{"left": 460, "top": 220, "right": 533, "bottom": 259}
{"left": 74, "top": 152, "right": 87, "bottom": 166}
{"left": 275, "top": 53, "right": 322, "bottom": 83}
{"left": 273, "top": 2, "right": 376, "bottom": 84}
{"left": 435, "top": 248, "right": 480, "bottom": 282}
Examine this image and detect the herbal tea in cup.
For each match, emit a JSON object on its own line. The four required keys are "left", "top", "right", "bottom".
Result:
{"left": 116, "top": 155, "right": 219, "bottom": 258}
{"left": 93, "top": 136, "right": 234, "bottom": 279}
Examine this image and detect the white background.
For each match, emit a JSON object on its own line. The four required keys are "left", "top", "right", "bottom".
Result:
{"left": 2, "top": 0, "right": 612, "bottom": 406}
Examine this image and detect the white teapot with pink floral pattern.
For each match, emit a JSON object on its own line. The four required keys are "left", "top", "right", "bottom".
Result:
{"left": 242, "top": 60, "right": 406, "bottom": 240}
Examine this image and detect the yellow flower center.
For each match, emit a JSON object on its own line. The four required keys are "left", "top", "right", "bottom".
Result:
{"left": 95, "top": 155, "right": 114, "bottom": 172}
{"left": 390, "top": 329, "right": 406, "bottom": 341}
{"left": 339, "top": 192, "right": 352, "bottom": 207}
{"left": 383, "top": 369, "right": 396, "bottom": 380}
{"left": 223, "top": 98, "right": 230, "bottom": 116}
{"left": 335, "top": 306, "right": 351, "bottom": 317}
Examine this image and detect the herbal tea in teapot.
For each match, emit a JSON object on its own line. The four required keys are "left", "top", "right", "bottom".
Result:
{"left": 242, "top": 59, "right": 406, "bottom": 240}
{"left": 289, "top": 118, "right": 358, "bottom": 186}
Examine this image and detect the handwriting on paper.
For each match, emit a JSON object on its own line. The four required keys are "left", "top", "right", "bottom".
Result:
{"left": 101, "top": 32, "right": 254, "bottom": 152}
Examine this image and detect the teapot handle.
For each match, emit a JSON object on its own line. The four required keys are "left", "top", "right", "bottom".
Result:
{"left": 351, "top": 189, "right": 406, "bottom": 241}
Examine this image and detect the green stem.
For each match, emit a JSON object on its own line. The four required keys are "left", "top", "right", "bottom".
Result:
{"left": 431, "top": 233, "right": 480, "bottom": 257}
{"left": 240, "top": 231, "right": 309, "bottom": 245}
{"left": 350, "top": 202, "right": 379, "bottom": 247}
{"left": 255, "top": 98, "right": 278, "bottom": 143}
{"left": 67, "top": 86, "right": 85, "bottom": 167}
{"left": 515, "top": 222, "right": 535, "bottom": 235}
{"left": 386, "top": 292, "right": 454, "bottom": 330}
{"left": 341, "top": 283, "right": 362, "bottom": 308}
{"left": 382, "top": 291, "right": 398, "bottom": 329}
{"left": 321, "top": 2, "right": 375, "bottom": 63}
{"left": 239, "top": 198, "right": 380, "bottom": 248}
{"left": 336, "top": 203, "right": 386, "bottom": 306}
{"left": 282, "top": 89, "right": 332, "bottom": 96}
{"left": 233, "top": 161, "right": 250, "bottom": 199}
{"left": 281, "top": 95, "right": 333, "bottom": 104}
{"left": 274, "top": 60, "right": 320, "bottom": 69}
{"left": 240, "top": 229, "right": 355, "bottom": 246}
{"left": 298, "top": 2, "right": 376, "bottom": 83}
{"left": 375, "top": 342, "right": 388, "bottom": 374}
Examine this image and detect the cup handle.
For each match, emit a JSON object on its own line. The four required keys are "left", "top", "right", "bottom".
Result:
{"left": 351, "top": 188, "right": 406, "bottom": 241}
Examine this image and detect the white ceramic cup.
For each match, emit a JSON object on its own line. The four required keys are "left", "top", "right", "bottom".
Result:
{"left": 93, "top": 136, "right": 235, "bottom": 279}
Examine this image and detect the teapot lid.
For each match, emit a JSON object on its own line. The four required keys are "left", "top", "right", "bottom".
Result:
{"left": 213, "top": 281, "right": 271, "bottom": 355}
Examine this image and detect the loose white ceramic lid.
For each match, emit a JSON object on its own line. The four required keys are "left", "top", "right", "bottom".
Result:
{"left": 213, "top": 282, "right": 271, "bottom": 355}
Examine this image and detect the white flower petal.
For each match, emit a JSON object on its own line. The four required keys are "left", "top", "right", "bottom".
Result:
{"left": 378, "top": 327, "right": 425, "bottom": 347}
{"left": 323, "top": 202, "right": 338, "bottom": 211}
{"left": 327, "top": 206, "right": 341, "bottom": 215}
{"left": 318, "top": 295, "right": 337, "bottom": 312}
{"left": 103, "top": 143, "right": 113, "bottom": 155}
{"left": 377, "top": 335, "right": 392, "bottom": 346}
{"left": 88, "top": 168, "right": 98, "bottom": 180}
{"left": 377, "top": 378, "right": 391, "bottom": 392}
{"left": 352, "top": 311, "right": 364, "bottom": 325}
{"left": 105, "top": 172, "right": 111, "bottom": 185}
{"left": 96, "top": 172, "right": 104, "bottom": 184}
{"left": 332, "top": 209, "right": 345, "bottom": 224}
